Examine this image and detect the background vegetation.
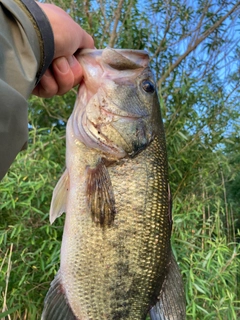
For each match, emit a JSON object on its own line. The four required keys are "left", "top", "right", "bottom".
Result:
{"left": 1, "top": 0, "right": 240, "bottom": 319}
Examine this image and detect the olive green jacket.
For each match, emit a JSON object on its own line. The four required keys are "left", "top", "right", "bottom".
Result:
{"left": 0, "top": 0, "right": 54, "bottom": 180}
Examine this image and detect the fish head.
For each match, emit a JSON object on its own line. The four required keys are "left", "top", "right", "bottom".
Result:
{"left": 73, "top": 48, "right": 162, "bottom": 159}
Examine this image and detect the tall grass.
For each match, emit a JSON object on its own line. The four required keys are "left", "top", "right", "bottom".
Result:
{"left": 0, "top": 127, "right": 65, "bottom": 320}
{"left": 173, "top": 196, "right": 239, "bottom": 319}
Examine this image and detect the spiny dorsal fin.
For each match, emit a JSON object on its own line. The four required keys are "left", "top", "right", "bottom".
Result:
{"left": 86, "top": 160, "right": 116, "bottom": 228}
{"left": 41, "top": 271, "right": 77, "bottom": 320}
{"left": 149, "top": 252, "right": 186, "bottom": 320}
{"left": 50, "top": 169, "right": 69, "bottom": 224}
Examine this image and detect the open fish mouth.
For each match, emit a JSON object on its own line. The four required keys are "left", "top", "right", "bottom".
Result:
{"left": 71, "top": 112, "right": 154, "bottom": 160}
{"left": 86, "top": 117, "right": 154, "bottom": 159}
{"left": 84, "top": 95, "right": 154, "bottom": 159}
{"left": 79, "top": 111, "right": 154, "bottom": 159}
{"left": 71, "top": 87, "right": 153, "bottom": 159}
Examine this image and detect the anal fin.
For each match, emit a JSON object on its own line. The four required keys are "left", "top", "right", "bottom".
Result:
{"left": 149, "top": 252, "right": 186, "bottom": 320}
{"left": 41, "top": 271, "right": 77, "bottom": 320}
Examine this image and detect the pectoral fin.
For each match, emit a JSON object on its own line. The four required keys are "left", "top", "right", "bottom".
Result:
{"left": 86, "top": 160, "right": 116, "bottom": 228}
{"left": 41, "top": 271, "right": 77, "bottom": 320}
{"left": 149, "top": 252, "right": 186, "bottom": 320}
{"left": 50, "top": 169, "right": 69, "bottom": 224}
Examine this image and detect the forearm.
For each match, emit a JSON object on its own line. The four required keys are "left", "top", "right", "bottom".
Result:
{"left": 0, "top": 0, "right": 54, "bottom": 180}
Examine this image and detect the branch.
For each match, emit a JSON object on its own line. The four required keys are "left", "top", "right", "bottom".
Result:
{"left": 116, "top": 0, "right": 134, "bottom": 41}
{"left": 99, "top": 0, "right": 111, "bottom": 47}
{"left": 150, "top": 14, "right": 173, "bottom": 60}
{"left": 157, "top": 2, "right": 240, "bottom": 87}
{"left": 84, "top": 0, "right": 93, "bottom": 32}
{"left": 108, "top": 0, "right": 125, "bottom": 47}
{"left": 225, "top": 81, "right": 240, "bottom": 102}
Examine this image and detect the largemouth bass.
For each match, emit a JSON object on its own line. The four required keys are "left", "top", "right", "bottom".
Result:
{"left": 41, "top": 48, "right": 185, "bottom": 320}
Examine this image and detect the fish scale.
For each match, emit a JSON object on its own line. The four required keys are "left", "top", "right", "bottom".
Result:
{"left": 41, "top": 48, "right": 185, "bottom": 320}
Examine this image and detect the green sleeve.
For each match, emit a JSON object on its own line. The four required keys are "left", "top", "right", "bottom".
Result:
{"left": 0, "top": 0, "right": 54, "bottom": 180}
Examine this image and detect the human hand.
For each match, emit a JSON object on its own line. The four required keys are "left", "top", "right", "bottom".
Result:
{"left": 32, "top": 3, "right": 94, "bottom": 98}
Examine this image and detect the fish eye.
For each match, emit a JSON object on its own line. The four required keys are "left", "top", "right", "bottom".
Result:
{"left": 141, "top": 80, "right": 155, "bottom": 93}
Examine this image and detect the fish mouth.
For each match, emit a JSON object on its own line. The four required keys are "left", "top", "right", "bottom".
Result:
{"left": 72, "top": 104, "right": 153, "bottom": 160}
{"left": 89, "top": 101, "right": 153, "bottom": 158}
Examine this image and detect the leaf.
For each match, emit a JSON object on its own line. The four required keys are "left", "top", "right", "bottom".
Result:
{"left": 0, "top": 306, "right": 19, "bottom": 317}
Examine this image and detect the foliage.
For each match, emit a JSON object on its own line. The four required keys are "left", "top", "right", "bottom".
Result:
{"left": 0, "top": 125, "right": 65, "bottom": 319}
{"left": 1, "top": 0, "right": 240, "bottom": 319}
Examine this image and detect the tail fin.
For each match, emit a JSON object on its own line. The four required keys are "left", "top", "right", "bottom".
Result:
{"left": 41, "top": 271, "right": 77, "bottom": 320}
{"left": 149, "top": 252, "right": 186, "bottom": 320}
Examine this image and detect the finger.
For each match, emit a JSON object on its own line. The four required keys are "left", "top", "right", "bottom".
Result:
{"left": 55, "top": 28, "right": 94, "bottom": 58}
{"left": 32, "top": 56, "right": 83, "bottom": 97}
{"left": 51, "top": 56, "right": 82, "bottom": 95}
{"left": 32, "top": 69, "right": 58, "bottom": 98}
{"left": 68, "top": 55, "right": 84, "bottom": 87}
{"left": 77, "top": 28, "right": 95, "bottom": 50}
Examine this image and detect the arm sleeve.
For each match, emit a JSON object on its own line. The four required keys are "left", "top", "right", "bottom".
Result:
{"left": 0, "top": 0, "right": 54, "bottom": 180}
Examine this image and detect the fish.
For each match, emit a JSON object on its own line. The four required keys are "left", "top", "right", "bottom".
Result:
{"left": 41, "top": 48, "right": 186, "bottom": 320}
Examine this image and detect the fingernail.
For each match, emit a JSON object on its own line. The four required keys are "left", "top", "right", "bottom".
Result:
{"left": 56, "top": 57, "right": 69, "bottom": 73}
